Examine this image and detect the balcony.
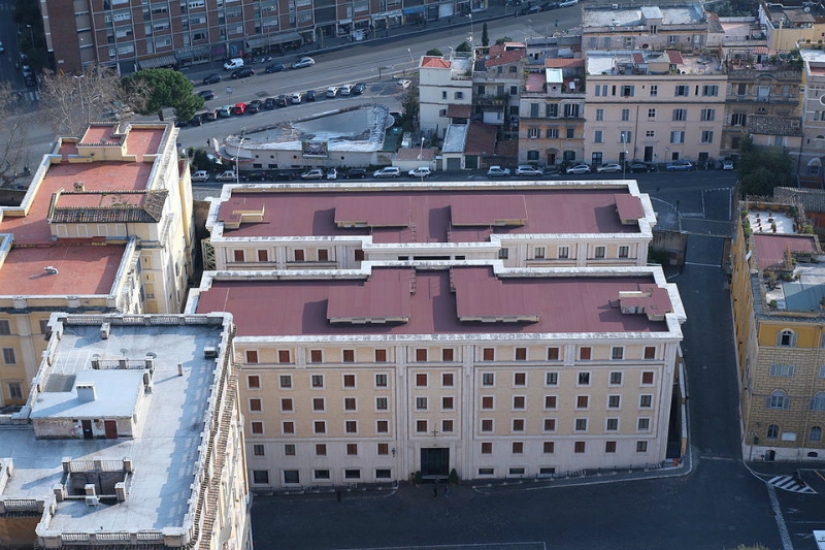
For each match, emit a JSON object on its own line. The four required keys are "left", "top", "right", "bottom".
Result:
{"left": 475, "top": 94, "right": 509, "bottom": 106}
{"left": 725, "top": 94, "right": 799, "bottom": 105}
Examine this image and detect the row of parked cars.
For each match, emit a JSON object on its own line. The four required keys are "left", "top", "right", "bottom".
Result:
{"left": 486, "top": 159, "right": 734, "bottom": 178}
{"left": 191, "top": 166, "right": 434, "bottom": 183}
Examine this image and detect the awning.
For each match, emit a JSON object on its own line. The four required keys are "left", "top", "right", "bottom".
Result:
{"left": 138, "top": 54, "right": 178, "bottom": 70}
{"left": 403, "top": 6, "right": 425, "bottom": 14}
{"left": 246, "top": 36, "right": 268, "bottom": 49}
{"left": 268, "top": 32, "right": 302, "bottom": 45}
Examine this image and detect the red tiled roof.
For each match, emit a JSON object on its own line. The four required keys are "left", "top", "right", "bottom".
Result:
{"left": 544, "top": 58, "right": 585, "bottom": 69}
{"left": 485, "top": 49, "right": 526, "bottom": 67}
{"left": 217, "top": 188, "right": 643, "bottom": 242}
{"left": 451, "top": 195, "right": 527, "bottom": 226}
{"left": 0, "top": 245, "right": 126, "bottom": 296}
{"left": 753, "top": 234, "right": 818, "bottom": 269}
{"left": 421, "top": 56, "right": 451, "bottom": 69}
{"left": 464, "top": 122, "right": 497, "bottom": 156}
{"left": 666, "top": 50, "right": 684, "bottom": 64}
{"left": 525, "top": 73, "right": 545, "bottom": 93}
{"left": 195, "top": 267, "right": 671, "bottom": 337}
{"left": 396, "top": 147, "right": 436, "bottom": 161}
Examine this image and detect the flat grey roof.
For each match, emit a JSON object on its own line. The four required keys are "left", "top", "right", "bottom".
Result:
{"left": 0, "top": 318, "right": 227, "bottom": 536}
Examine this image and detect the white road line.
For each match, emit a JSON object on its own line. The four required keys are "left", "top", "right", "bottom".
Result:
{"left": 683, "top": 262, "right": 720, "bottom": 267}
{"left": 767, "top": 483, "right": 794, "bottom": 550}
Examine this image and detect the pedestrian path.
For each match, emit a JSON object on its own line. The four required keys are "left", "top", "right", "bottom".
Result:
{"left": 767, "top": 475, "right": 816, "bottom": 494}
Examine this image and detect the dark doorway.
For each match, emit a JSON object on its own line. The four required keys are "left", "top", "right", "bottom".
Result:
{"left": 104, "top": 420, "right": 118, "bottom": 439}
{"left": 81, "top": 420, "right": 93, "bottom": 439}
{"left": 644, "top": 146, "right": 653, "bottom": 162}
{"left": 765, "top": 449, "right": 776, "bottom": 461}
{"left": 420, "top": 448, "right": 449, "bottom": 479}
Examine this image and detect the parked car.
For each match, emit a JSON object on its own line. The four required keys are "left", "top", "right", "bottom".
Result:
{"left": 197, "top": 89, "right": 215, "bottom": 100}
{"left": 223, "top": 58, "right": 244, "bottom": 70}
{"left": 215, "top": 170, "right": 238, "bottom": 182}
{"left": 292, "top": 57, "right": 315, "bottom": 69}
{"left": 327, "top": 167, "right": 338, "bottom": 180}
{"left": 263, "top": 97, "right": 277, "bottom": 110}
{"left": 540, "top": 1, "right": 559, "bottom": 10}
{"left": 265, "top": 62, "right": 285, "bottom": 73}
{"left": 203, "top": 74, "right": 222, "bottom": 85}
{"left": 218, "top": 105, "right": 233, "bottom": 117}
{"left": 408, "top": 167, "right": 432, "bottom": 178}
{"left": 300, "top": 168, "right": 325, "bottom": 180}
{"left": 558, "top": 0, "right": 578, "bottom": 6}
{"left": 519, "top": 4, "right": 540, "bottom": 15}
{"left": 515, "top": 165, "right": 543, "bottom": 177}
{"left": 487, "top": 166, "right": 511, "bottom": 178}
{"left": 566, "top": 163, "right": 592, "bottom": 174}
{"left": 233, "top": 102, "right": 247, "bottom": 115}
{"left": 346, "top": 168, "right": 368, "bottom": 179}
{"left": 596, "top": 163, "right": 623, "bottom": 174}
{"left": 722, "top": 159, "right": 735, "bottom": 171}
{"left": 187, "top": 114, "right": 203, "bottom": 126}
{"left": 246, "top": 99, "right": 263, "bottom": 113}
{"left": 191, "top": 170, "right": 210, "bottom": 182}
{"left": 665, "top": 160, "right": 694, "bottom": 171}
{"left": 240, "top": 170, "right": 268, "bottom": 182}
{"left": 396, "top": 79, "right": 412, "bottom": 90}
{"left": 352, "top": 82, "right": 366, "bottom": 95}
{"left": 373, "top": 166, "right": 401, "bottom": 178}
{"left": 231, "top": 67, "right": 255, "bottom": 79}
{"left": 339, "top": 84, "right": 354, "bottom": 96}
{"left": 326, "top": 86, "right": 339, "bottom": 98}
{"left": 305, "top": 90, "right": 317, "bottom": 101}
{"left": 628, "top": 161, "right": 655, "bottom": 173}
{"left": 275, "top": 95, "right": 289, "bottom": 107}
{"left": 291, "top": 92, "right": 304, "bottom": 104}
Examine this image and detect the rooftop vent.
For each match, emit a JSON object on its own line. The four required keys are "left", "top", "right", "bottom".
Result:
{"left": 44, "top": 266, "right": 59, "bottom": 275}
{"left": 73, "top": 181, "right": 85, "bottom": 192}
{"left": 76, "top": 383, "right": 96, "bottom": 402}
{"left": 84, "top": 495, "right": 99, "bottom": 507}
{"left": 100, "top": 323, "right": 110, "bottom": 340}
{"left": 203, "top": 346, "right": 217, "bottom": 359}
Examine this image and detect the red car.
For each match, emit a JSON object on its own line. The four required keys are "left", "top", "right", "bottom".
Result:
{"left": 233, "top": 102, "right": 246, "bottom": 115}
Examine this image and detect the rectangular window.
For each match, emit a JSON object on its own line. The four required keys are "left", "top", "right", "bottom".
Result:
{"left": 575, "top": 418, "right": 588, "bottom": 431}
{"left": 637, "top": 418, "right": 651, "bottom": 431}
{"left": 675, "top": 85, "right": 689, "bottom": 97}
{"left": 481, "top": 419, "right": 493, "bottom": 432}
{"left": 558, "top": 246, "right": 569, "bottom": 259}
{"left": 345, "top": 421, "right": 357, "bottom": 433}
{"left": 578, "top": 372, "right": 591, "bottom": 385}
{"left": 609, "top": 371, "right": 623, "bottom": 385}
{"left": 546, "top": 103, "right": 559, "bottom": 117}
{"left": 640, "top": 394, "right": 653, "bottom": 408}
{"left": 543, "top": 441, "right": 555, "bottom": 454}
{"left": 528, "top": 127, "right": 540, "bottom": 139}
{"left": 416, "top": 348, "right": 428, "bottom": 361}
{"left": 282, "top": 421, "right": 294, "bottom": 434}
{"left": 442, "top": 349, "right": 455, "bottom": 362}
{"left": 313, "top": 421, "right": 326, "bottom": 434}
{"left": 594, "top": 130, "right": 603, "bottom": 144}
{"left": 595, "top": 108, "right": 604, "bottom": 121}
{"left": 646, "top": 130, "right": 655, "bottom": 138}
{"left": 416, "top": 420, "right": 428, "bottom": 433}
{"left": 611, "top": 348, "right": 624, "bottom": 360}
{"left": 515, "top": 348, "right": 527, "bottom": 361}
{"left": 621, "top": 85, "right": 634, "bottom": 97}
{"left": 416, "top": 373, "right": 427, "bottom": 387}
{"left": 512, "top": 441, "right": 524, "bottom": 454}
{"left": 618, "top": 246, "right": 629, "bottom": 258}
{"left": 310, "top": 350, "right": 323, "bottom": 363}
{"left": 0, "top": 320, "right": 10, "bottom": 335}
{"left": 284, "top": 444, "right": 296, "bottom": 456}
{"left": 253, "top": 444, "right": 265, "bottom": 456}
{"left": 481, "top": 442, "right": 493, "bottom": 454}
{"left": 344, "top": 397, "right": 357, "bottom": 411}
{"left": 443, "top": 396, "right": 454, "bottom": 410}
{"left": 313, "top": 397, "right": 325, "bottom": 411}
{"left": 314, "top": 469, "right": 331, "bottom": 480}
{"left": 344, "top": 469, "right": 360, "bottom": 480}
{"left": 641, "top": 371, "right": 654, "bottom": 385}
{"left": 482, "top": 396, "right": 494, "bottom": 409}
{"left": 442, "top": 419, "right": 454, "bottom": 433}
{"left": 513, "top": 396, "right": 526, "bottom": 410}
{"left": 648, "top": 108, "right": 656, "bottom": 119}
{"left": 377, "top": 420, "right": 389, "bottom": 433}
{"left": 376, "top": 397, "right": 388, "bottom": 410}
{"left": 378, "top": 443, "right": 389, "bottom": 455}
{"left": 701, "top": 131, "right": 714, "bottom": 143}
{"left": 605, "top": 441, "right": 617, "bottom": 453}
{"left": 416, "top": 397, "right": 428, "bottom": 410}
{"left": 246, "top": 350, "right": 258, "bottom": 363}
{"left": 454, "top": 91, "right": 463, "bottom": 100}
{"left": 375, "top": 373, "right": 388, "bottom": 387}
{"left": 546, "top": 372, "right": 559, "bottom": 386}
{"left": 670, "top": 131, "right": 684, "bottom": 144}
{"left": 546, "top": 128, "right": 559, "bottom": 138}
{"left": 545, "top": 395, "right": 558, "bottom": 409}
{"left": 311, "top": 374, "right": 324, "bottom": 388}
{"left": 649, "top": 85, "right": 658, "bottom": 97}
{"left": 702, "top": 85, "right": 718, "bottom": 96}
{"left": 316, "top": 444, "right": 327, "bottom": 456}
{"left": 576, "top": 395, "right": 589, "bottom": 409}
{"left": 482, "top": 372, "right": 495, "bottom": 385}
{"left": 700, "top": 108, "right": 715, "bottom": 121}
{"left": 318, "top": 249, "right": 329, "bottom": 261}
{"left": 574, "top": 441, "right": 586, "bottom": 453}
{"left": 534, "top": 246, "right": 546, "bottom": 259}
{"left": 644, "top": 346, "right": 656, "bottom": 360}
{"left": 672, "top": 109, "right": 686, "bottom": 122}
{"left": 547, "top": 347, "right": 560, "bottom": 361}
{"left": 579, "top": 347, "right": 592, "bottom": 360}
{"left": 343, "top": 374, "right": 356, "bottom": 387}
{"left": 257, "top": 249, "right": 269, "bottom": 262}
{"left": 621, "top": 108, "right": 630, "bottom": 121}
{"left": 294, "top": 249, "right": 305, "bottom": 261}
{"left": 636, "top": 441, "right": 648, "bottom": 452}
{"left": 249, "top": 375, "right": 261, "bottom": 389}
{"left": 251, "top": 421, "right": 264, "bottom": 434}
{"left": 606, "top": 418, "right": 619, "bottom": 431}
{"left": 346, "top": 443, "right": 358, "bottom": 455}
{"left": 343, "top": 350, "right": 355, "bottom": 363}
{"left": 253, "top": 470, "right": 269, "bottom": 484}
{"left": 375, "top": 349, "right": 387, "bottom": 362}
{"left": 608, "top": 395, "right": 621, "bottom": 408}
{"left": 594, "top": 246, "right": 605, "bottom": 259}
{"left": 278, "top": 350, "right": 291, "bottom": 363}
{"left": 442, "top": 374, "right": 454, "bottom": 388}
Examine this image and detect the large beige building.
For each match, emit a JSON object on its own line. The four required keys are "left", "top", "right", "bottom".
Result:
{"left": 0, "top": 313, "right": 251, "bottom": 550}
{"left": 188, "top": 262, "right": 685, "bottom": 488}
{"left": 585, "top": 50, "right": 726, "bottom": 166}
{"left": 202, "top": 180, "right": 657, "bottom": 271}
{"left": 0, "top": 122, "right": 194, "bottom": 408}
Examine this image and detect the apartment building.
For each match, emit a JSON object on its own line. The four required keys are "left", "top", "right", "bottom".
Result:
{"left": 419, "top": 54, "right": 475, "bottom": 137}
{"left": 731, "top": 199, "right": 825, "bottom": 461}
{"left": 585, "top": 50, "right": 726, "bottom": 166}
{"left": 518, "top": 58, "right": 587, "bottom": 166}
{"left": 188, "top": 262, "right": 685, "bottom": 488}
{"left": 0, "top": 313, "right": 251, "bottom": 550}
{"left": 473, "top": 42, "right": 526, "bottom": 127}
{"left": 758, "top": 0, "right": 825, "bottom": 53}
{"left": 0, "top": 122, "right": 194, "bottom": 408}
{"left": 799, "top": 49, "right": 825, "bottom": 177}
{"left": 43, "top": 0, "right": 488, "bottom": 74}
{"left": 201, "top": 180, "right": 657, "bottom": 271}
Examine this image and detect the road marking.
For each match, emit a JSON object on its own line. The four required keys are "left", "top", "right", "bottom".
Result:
{"left": 684, "top": 261, "right": 720, "bottom": 267}
{"left": 815, "top": 470, "right": 825, "bottom": 483}
{"left": 767, "top": 483, "right": 795, "bottom": 550}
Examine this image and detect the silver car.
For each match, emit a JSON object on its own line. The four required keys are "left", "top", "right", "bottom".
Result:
{"left": 565, "top": 164, "right": 591, "bottom": 174}
{"left": 515, "top": 165, "right": 543, "bottom": 177}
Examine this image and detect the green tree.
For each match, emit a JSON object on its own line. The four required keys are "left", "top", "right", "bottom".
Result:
{"left": 397, "top": 85, "right": 419, "bottom": 132}
{"left": 495, "top": 36, "right": 513, "bottom": 46}
{"left": 482, "top": 23, "right": 489, "bottom": 47}
{"left": 456, "top": 41, "right": 472, "bottom": 53}
{"left": 121, "top": 68, "right": 203, "bottom": 123}
{"left": 737, "top": 133, "right": 795, "bottom": 197}
{"left": 426, "top": 48, "right": 443, "bottom": 56}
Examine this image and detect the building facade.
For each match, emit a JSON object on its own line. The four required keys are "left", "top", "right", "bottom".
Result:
{"left": 419, "top": 54, "right": 475, "bottom": 137}
{"left": 189, "top": 262, "right": 685, "bottom": 488}
{"left": 0, "top": 313, "right": 250, "bottom": 550}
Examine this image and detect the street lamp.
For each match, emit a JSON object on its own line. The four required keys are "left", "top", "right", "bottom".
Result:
{"left": 417, "top": 136, "right": 425, "bottom": 160}
{"left": 408, "top": 48, "right": 414, "bottom": 66}
{"left": 26, "top": 25, "right": 34, "bottom": 49}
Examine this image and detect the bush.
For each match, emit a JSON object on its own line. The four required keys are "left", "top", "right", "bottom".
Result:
{"left": 449, "top": 468, "right": 459, "bottom": 485}
{"left": 414, "top": 471, "right": 423, "bottom": 485}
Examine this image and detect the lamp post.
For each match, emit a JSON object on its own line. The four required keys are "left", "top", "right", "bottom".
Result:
{"left": 408, "top": 48, "right": 414, "bottom": 66}
{"left": 235, "top": 129, "right": 245, "bottom": 186}
{"left": 620, "top": 132, "right": 628, "bottom": 181}
{"left": 26, "top": 25, "right": 34, "bottom": 49}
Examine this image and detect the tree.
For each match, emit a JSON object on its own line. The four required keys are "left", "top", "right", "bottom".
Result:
{"left": 39, "top": 64, "right": 127, "bottom": 136}
{"left": 0, "top": 84, "right": 31, "bottom": 185}
{"left": 482, "top": 23, "right": 489, "bottom": 47}
{"left": 426, "top": 48, "right": 443, "bottom": 56}
{"left": 737, "top": 134, "right": 795, "bottom": 197}
{"left": 495, "top": 36, "right": 513, "bottom": 45}
{"left": 397, "top": 85, "right": 419, "bottom": 132}
{"left": 122, "top": 68, "right": 203, "bottom": 123}
{"left": 456, "top": 41, "right": 472, "bottom": 53}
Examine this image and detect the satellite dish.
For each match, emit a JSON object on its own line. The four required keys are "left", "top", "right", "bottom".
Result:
{"left": 805, "top": 6, "right": 811, "bottom": 12}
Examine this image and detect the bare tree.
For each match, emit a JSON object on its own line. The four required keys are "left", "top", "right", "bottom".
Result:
{"left": 38, "top": 65, "right": 130, "bottom": 136}
{"left": 0, "top": 83, "right": 31, "bottom": 186}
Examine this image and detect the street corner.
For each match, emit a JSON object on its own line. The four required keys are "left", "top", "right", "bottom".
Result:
{"left": 798, "top": 468, "right": 825, "bottom": 495}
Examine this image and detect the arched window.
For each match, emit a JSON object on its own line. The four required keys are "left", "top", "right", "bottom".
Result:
{"left": 767, "top": 424, "right": 779, "bottom": 439}
{"left": 810, "top": 426, "right": 822, "bottom": 442}
{"left": 811, "top": 392, "right": 825, "bottom": 411}
{"left": 777, "top": 329, "right": 796, "bottom": 347}
{"left": 766, "top": 390, "right": 790, "bottom": 410}
{"left": 816, "top": 135, "right": 825, "bottom": 149}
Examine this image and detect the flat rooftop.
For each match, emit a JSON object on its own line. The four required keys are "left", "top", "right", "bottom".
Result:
{"left": 195, "top": 266, "right": 675, "bottom": 338}
{"left": 586, "top": 50, "right": 723, "bottom": 77}
{"left": 0, "top": 245, "right": 125, "bottom": 296}
{"left": 215, "top": 185, "right": 649, "bottom": 242}
{"left": 0, "top": 317, "right": 227, "bottom": 535}
{"left": 582, "top": 4, "right": 706, "bottom": 28}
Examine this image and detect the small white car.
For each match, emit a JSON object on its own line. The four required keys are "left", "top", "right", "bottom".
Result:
{"left": 596, "top": 163, "right": 623, "bottom": 174}
{"left": 722, "top": 160, "right": 735, "bottom": 171}
{"left": 300, "top": 169, "right": 325, "bottom": 180}
{"left": 326, "top": 86, "right": 339, "bottom": 98}
{"left": 327, "top": 167, "right": 338, "bottom": 180}
{"left": 487, "top": 166, "right": 511, "bottom": 178}
{"left": 215, "top": 170, "right": 238, "bottom": 182}
{"left": 339, "top": 84, "right": 354, "bottom": 96}
{"left": 291, "top": 92, "right": 304, "bottom": 104}
{"left": 373, "top": 167, "right": 401, "bottom": 178}
{"left": 408, "top": 167, "right": 432, "bottom": 178}
{"left": 566, "top": 164, "right": 592, "bottom": 174}
{"left": 223, "top": 58, "right": 244, "bottom": 71}
{"left": 191, "top": 170, "right": 210, "bottom": 182}
{"left": 396, "top": 79, "right": 412, "bottom": 90}
{"left": 515, "top": 165, "right": 543, "bottom": 177}
{"left": 292, "top": 57, "right": 315, "bottom": 69}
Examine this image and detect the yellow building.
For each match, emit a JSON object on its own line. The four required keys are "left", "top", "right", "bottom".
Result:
{"left": 731, "top": 199, "right": 825, "bottom": 461}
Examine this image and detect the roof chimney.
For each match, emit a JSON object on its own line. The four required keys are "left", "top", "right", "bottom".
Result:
{"left": 73, "top": 181, "right": 85, "bottom": 192}
{"left": 76, "top": 383, "right": 96, "bottom": 402}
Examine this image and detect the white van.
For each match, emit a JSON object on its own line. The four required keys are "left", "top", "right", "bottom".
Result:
{"left": 223, "top": 58, "right": 244, "bottom": 70}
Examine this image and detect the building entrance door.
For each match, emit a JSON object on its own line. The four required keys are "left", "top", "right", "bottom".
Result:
{"left": 104, "top": 420, "right": 118, "bottom": 439}
{"left": 644, "top": 146, "right": 653, "bottom": 162}
{"left": 420, "top": 448, "right": 450, "bottom": 479}
{"left": 81, "top": 420, "right": 93, "bottom": 439}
